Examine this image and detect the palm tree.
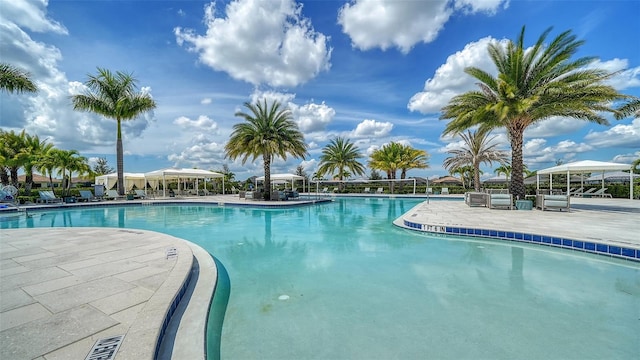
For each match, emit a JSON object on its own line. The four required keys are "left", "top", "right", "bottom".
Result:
{"left": 18, "top": 131, "right": 54, "bottom": 195}
{"left": 450, "top": 165, "right": 475, "bottom": 190}
{"left": 494, "top": 164, "right": 512, "bottom": 181}
{"left": 441, "top": 26, "right": 626, "bottom": 200}
{"left": 369, "top": 142, "right": 403, "bottom": 192}
{"left": 72, "top": 68, "right": 156, "bottom": 195}
{"left": 48, "top": 149, "right": 89, "bottom": 196}
{"left": 0, "top": 130, "right": 24, "bottom": 187}
{"left": 443, "top": 130, "right": 509, "bottom": 192}
{"left": 399, "top": 144, "right": 429, "bottom": 181}
{"left": 225, "top": 100, "right": 307, "bottom": 200}
{"left": 0, "top": 63, "right": 37, "bottom": 93}
{"left": 317, "top": 137, "right": 365, "bottom": 190}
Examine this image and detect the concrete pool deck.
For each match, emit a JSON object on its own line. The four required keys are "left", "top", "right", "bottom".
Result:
{"left": 0, "top": 195, "right": 638, "bottom": 359}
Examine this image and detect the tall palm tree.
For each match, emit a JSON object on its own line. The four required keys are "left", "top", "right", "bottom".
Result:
{"left": 72, "top": 68, "right": 156, "bottom": 195}
{"left": 441, "top": 26, "right": 626, "bottom": 200}
{"left": 0, "top": 63, "right": 37, "bottom": 93}
{"left": 225, "top": 100, "right": 307, "bottom": 200}
{"left": 317, "top": 137, "right": 365, "bottom": 190}
{"left": 443, "top": 130, "right": 508, "bottom": 192}
{"left": 18, "top": 131, "right": 54, "bottom": 195}
{"left": 369, "top": 142, "right": 403, "bottom": 192}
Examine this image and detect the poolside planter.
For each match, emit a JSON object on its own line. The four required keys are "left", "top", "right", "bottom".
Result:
{"left": 515, "top": 200, "right": 533, "bottom": 210}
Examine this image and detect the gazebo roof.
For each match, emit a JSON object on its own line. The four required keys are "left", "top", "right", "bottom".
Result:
{"left": 537, "top": 160, "right": 631, "bottom": 175}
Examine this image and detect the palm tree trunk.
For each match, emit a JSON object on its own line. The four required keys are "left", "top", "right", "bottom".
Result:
{"left": 474, "top": 164, "right": 481, "bottom": 192}
{"left": 10, "top": 166, "right": 18, "bottom": 187}
{"left": 0, "top": 167, "right": 9, "bottom": 186}
{"left": 25, "top": 171, "right": 33, "bottom": 196}
{"left": 509, "top": 130, "right": 526, "bottom": 200}
{"left": 116, "top": 118, "right": 125, "bottom": 196}
{"left": 263, "top": 153, "right": 271, "bottom": 201}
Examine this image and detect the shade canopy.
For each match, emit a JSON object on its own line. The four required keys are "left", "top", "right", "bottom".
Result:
{"left": 586, "top": 171, "right": 640, "bottom": 182}
{"left": 483, "top": 175, "right": 509, "bottom": 184}
{"left": 144, "top": 168, "right": 224, "bottom": 197}
{"left": 256, "top": 173, "right": 305, "bottom": 191}
{"left": 95, "top": 172, "right": 146, "bottom": 191}
{"left": 537, "top": 160, "right": 631, "bottom": 175}
{"left": 431, "top": 176, "right": 462, "bottom": 184}
{"left": 536, "top": 160, "right": 633, "bottom": 199}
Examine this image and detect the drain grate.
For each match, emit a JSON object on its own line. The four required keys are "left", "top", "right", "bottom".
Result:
{"left": 85, "top": 335, "right": 124, "bottom": 360}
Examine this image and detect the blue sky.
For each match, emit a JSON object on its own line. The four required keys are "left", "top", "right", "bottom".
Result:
{"left": 2, "top": 0, "right": 639, "bottom": 180}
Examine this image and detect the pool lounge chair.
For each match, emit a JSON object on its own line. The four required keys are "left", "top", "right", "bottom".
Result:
{"left": 375, "top": 187, "right": 383, "bottom": 194}
{"left": 590, "top": 188, "right": 612, "bottom": 198}
{"left": 363, "top": 187, "right": 371, "bottom": 193}
{"left": 79, "top": 190, "right": 100, "bottom": 202}
{"left": 105, "top": 189, "right": 124, "bottom": 200}
{"left": 441, "top": 188, "right": 449, "bottom": 195}
{"left": 576, "top": 188, "right": 597, "bottom": 197}
{"left": 321, "top": 187, "right": 328, "bottom": 194}
{"left": 426, "top": 187, "right": 433, "bottom": 194}
{"left": 568, "top": 187, "right": 583, "bottom": 196}
{"left": 134, "top": 189, "right": 147, "bottom": 199}
{"left": 38, "top": 190, "right": 63, "bottom": 204}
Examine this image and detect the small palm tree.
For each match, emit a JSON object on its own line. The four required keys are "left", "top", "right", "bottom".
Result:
{"left": 317, "top": 137, "right": 365, "bottom": 190}
{"left": 450, "top": 165, "right": 475, "bottom": 190}
{"left": 18, "top": 131, "right": 54, "bottom": 195}
{"left": 48, "top": 149, "right": 89, "bottom": 196}
{"left": 441, "top": 26, "right": 627, "bottom": 200}
{"left": 0, "top": 63, "right": 37, "bottom": 93}
{"left": 0, "top": 130, "right": 24, "bottom": 187}
{"left": 494, "top": 164, "right": 512, "bottom": 181}
{"left": 225, "top": 100, "right": 307, "bottom": 200}
{"left": 443, "top": 130, "right": 509, "bottom": 192}
{"left": 399, "top": 144, "right": 429, "bottom": 181}
{"left": 72, "top": 68, "right": 156, "bottom": 195}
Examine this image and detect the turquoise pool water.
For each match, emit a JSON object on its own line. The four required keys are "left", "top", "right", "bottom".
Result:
{"left": 2, "top": 198, "right": 639, "bottom": 359}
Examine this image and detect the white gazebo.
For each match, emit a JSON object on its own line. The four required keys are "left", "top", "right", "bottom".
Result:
{"left": 95, "top": 172, "right": 146, "bottom": 191}
{"left": 144, "top": 168, "right": 225, "bottom": 197}
{"left": 536, "top": 160, "right": 634, "bottom": 199}
{"left": 255, "top": 173, "right": 305, "bottom": 192}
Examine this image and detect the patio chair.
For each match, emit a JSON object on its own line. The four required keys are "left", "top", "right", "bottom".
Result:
{"left": 536, "top": 194, "right": 570, "bottom": 211}
{"left": 487, "top": 193, "right": 513, "bottom": 210}
{"left": 591, "top": 188, "right": 612, "bottom": 198}
{"left": 79, "top": 190, "right": 99, "bottom": 202}
{"left": 376, "top": 187, "right": 383, "bottom": 194}
{"left": 426, "top": 187, "right": 433, "bottom": 194}
{"left": 363, "top": 187, "right": 371, "bottom": 193}
{"left": 321, "top": 187, "right": 328, "bottom": 194}
{"left": 333, "top": 187, "right": 339, "bottom": 193}
{"left": 465, "top": 192, "right": 488, "bottom": 207}
{"left": 1, "top": 185, "right": 18, "bottom": 204}
{"left": 568, "top": 187, "right": 583, "bottom": 196}
{"left": 441, "top": 187, "right": 449, "bottom": 195}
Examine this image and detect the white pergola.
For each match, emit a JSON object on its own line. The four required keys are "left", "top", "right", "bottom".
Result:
{"left": 144, "top": 168, "right": 225, "bottom": 197}
{"left": 536, "top": 160, "right": 634, "bottom": 199}
{"left": 255, "top": 173, "right": 305, "bottom": 192}
{"left": 94, "top": 172, "right": 146, "bottom": 191}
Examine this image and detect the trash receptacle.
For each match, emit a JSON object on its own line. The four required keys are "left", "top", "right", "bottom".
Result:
{"left": 515, "top": 200, "right": 533, "bottom": 210}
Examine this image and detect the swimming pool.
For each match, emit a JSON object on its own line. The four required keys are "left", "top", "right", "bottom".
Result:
{"left": 2, "top": 198, "right": 638, "bottom": 359}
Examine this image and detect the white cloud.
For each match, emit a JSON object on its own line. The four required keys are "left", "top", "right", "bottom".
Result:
{"left": 200, "top": 97, "right": 212, "bottom": 105}
{"left": 523, "top": 138, "right": 594, "bottom": 166}
{"left": 584, "top": 118, "right": 640, "bottom": 148}
{"left": 612, "top": 150, "right": 640, "bottom": 164}
{"left": 408, "top": 37, "right": 507, "bottom": 113}
{"left": 174, "top": 0, "right": 331, "bottom": 87}
{"left": 338, "top": 0, "right": 507, "bottom": 54}
{"left": 173, "top": 115, "right": 219, "bottom": 132}
{"left": 587, "top": 58, "right": 640, "bottom": 90}
{"left": 351, "top": 119, "right": 394, "bottom": 138}
{"left": 0, "top": 0, "right": 67, "bottom": 34}
{"left": 167, "top": 136, "right": 227, "bottom": 169}
{"left": 525, "top": 117, "right": 588, "bottom": 137}
{"left": 291, "top": 102, "right": 335, "bottom": 133}
{"left": 249, "top": 89, "right": 296, "bottom": 106}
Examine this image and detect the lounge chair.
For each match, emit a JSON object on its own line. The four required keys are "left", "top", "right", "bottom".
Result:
{"left": 134, "top": 189, "right": 147, "bottom": 199}
{"left": 376, "top": 187, "right": 383, "bottom": 194}
{"left": 1, "top": 185, "right": 18, "bottom": 204}
{"left": 363, "top": 187, "right": 371, "bottom": 193}
{"left": 270, "top": 191, "right": 286, "bottom": 201}
{"left": 576, "top": 188, "right": 597, "bottom": 197}
{"left": 333, "top": 187, "right": 339, "bottom": 193}
{"left": 568, "top": 187, "right": 583, "bottom": 196}
{"left": 591, "top": 188, "right": 612, "bottom": 198}
{"left": 321, "top": 187, "right": 328, "bottom": 194}
{"left": 426, "top": 187, "right": 433, "bottom": 194}
{"left": 465, "top": 192, "right": 488, "bottom": 207}
{"left": 231, "top": 186, "right": 238, "bottom": 194}
{"left": 38, "top": 190, "right": 63, "bottom": 204}
{"left": 487, "top": 193, "right": 513, "bottom": 210}
{"left": 79, "top": 190, "right": 99, "bottom": 202}
{"left": 536, "top": 194, "right": 570, "bottom": 211}
{"left": 441, "top": 187, "right": 449, "bottom": 195}
{"left": 105, "top": 189, "right": 123, "bottom": 200}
